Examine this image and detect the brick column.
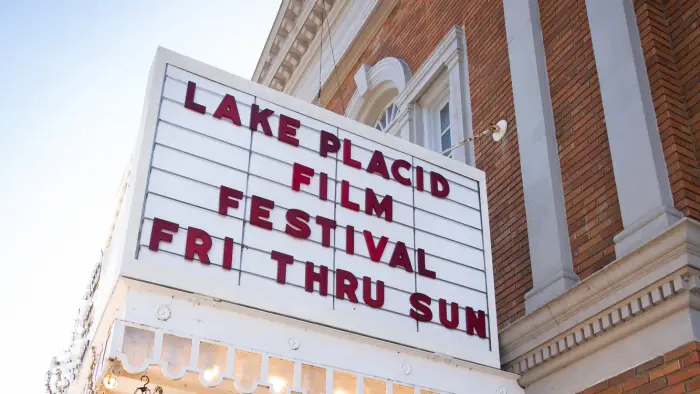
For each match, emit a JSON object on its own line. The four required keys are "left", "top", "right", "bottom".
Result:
{"left": 503, "top": 0, "right": 579, "bottom": 312}
{"left": 586, "top": 0, "right": 682, "bottom": 257}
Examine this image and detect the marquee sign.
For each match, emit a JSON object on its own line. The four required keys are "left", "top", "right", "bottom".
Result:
{"left": 120, "top": 50, "right": 499, "bottom": 368}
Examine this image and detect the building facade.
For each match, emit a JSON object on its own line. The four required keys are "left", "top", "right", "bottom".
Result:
{"left": 48, "top": 1, "right": 700, "bottom": 394}
{"left": 251, "top": 0, "right": 700, "bottom": 392}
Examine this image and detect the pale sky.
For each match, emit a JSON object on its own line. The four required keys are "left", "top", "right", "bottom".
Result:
{"left": 0, "top": 1, "right": 280, "bottom": 391}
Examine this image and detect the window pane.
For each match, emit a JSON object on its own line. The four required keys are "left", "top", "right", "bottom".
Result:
{"left": 393, "top": 383, "right": 414, "bottom": 394}
{"left": 198, "top": 342, "right": 227, "bottom": 383}
{"left": 121, "top": 327, "right": 154, "bottom": 368}
{"left": 268, "top": 358, "right": 295, "bottom": 393}
{"left": 333, "top": 371, "right": 357, "bottom": 394}
{"left": 234, "top": 349, "right": 262, "bottom": 390}
{"left": 161, "top": 335, "right": 191, "bottom": 376}
{"left": 440, "top": 104, "right": 450, "bottom": 132}
{"left": 364, "top": 378, "right": 386, "bottom": 394}
{"left": 441, "top": 127, "right": 451, "bottom": 151}
{"left": 301, "top": 364, "right": 326, "bottom": 394}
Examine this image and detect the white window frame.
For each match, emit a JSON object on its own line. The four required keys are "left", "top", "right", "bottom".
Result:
{"left": 417, "top": 71, "right": 451, "bottom": 155}
{"left": 395, "top": 26, "right": 475, "bottom": 166}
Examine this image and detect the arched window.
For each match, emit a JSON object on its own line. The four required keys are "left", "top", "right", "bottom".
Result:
{"left": 347, "top": 57, "right": 411, "bottom": 135}
{"left": 374, "top": 102, "right": 399, "bottom": 133}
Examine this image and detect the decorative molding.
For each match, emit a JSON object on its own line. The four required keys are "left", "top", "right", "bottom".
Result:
{"left": 500, "top": 218, "right": 700, "bottom": 385}
{"left": 289, "top": 0, "right": 379, "bottom": 100}
{"left": 395, "top": 26, "right": 466, "bottom": 111}
{"left": 253, "top": 0, "right": 339, "bottom": 91}
{"left": 104, "top": 320, "right": 456, "bottom": 394}
{"left": 346, "top": 57, "right": 412, "bottom": 123}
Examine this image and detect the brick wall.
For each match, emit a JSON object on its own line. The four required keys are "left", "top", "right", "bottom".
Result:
{"left": 325, "top": 0, "right": 531, "bottom": 327}
{"left": 538, "top": 0, "right": 623, "bottom": 279}
{"left": 634, "top": 0, "right": 700, "bottom": 221}
{"left": 577, "top": 342, "right": 700, "bottom": 394}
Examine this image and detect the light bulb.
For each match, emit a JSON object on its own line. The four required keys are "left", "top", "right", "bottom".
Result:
{"left": 334, "top": 390, "right": 347, "bottom": 394}
{"left": 103, "top": 373, "right": 118, "bottom": 389}
{"left": 269, "top": 376, "right": 287, "bottom": 393}
{"left": 203, "top": 365, "right": 220, "bottom": 381}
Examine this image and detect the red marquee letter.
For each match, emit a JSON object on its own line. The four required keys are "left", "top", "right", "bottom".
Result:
{"left": 366, "top": 150, "right": 390, "bottom": 179}
{"left": 249, "top": 104, "right": 274, "bottom": 136}
{"left": 363, "top": 230, "right": 388, "bottom": 262}
{"left": 285, "top": 209, "right": 311, "bottom": 239}
{"left": 416, "top": 166, "right": 425, "bottom": 191}
{"left": 363, "top": 278, "right": 385, "bottom": 308}
{"left": 417, "top": 248, "right": 436, "bottom": 279}
{"left": 223, "top": 237, "right": 234, "bottom": 270}
{"left": 291, "top": 163, "right": 314, "bottom": 192}
{"left": 389, "top": 241, "right": 413, "bottom": 273}
{"left": 213, "top": 94, "right": 242, "bottom": 126}
{"left": 439, "top": 299, "right": 459, "bottom": 329}
{"left": 345, "top": 225, "right": 355, "bottom": 255}
{"left": 430, "top": 171, "right": 450, "bottom": 198}
{"left": 219, "top": 186, "right": 243, "bottom": 216}
{"left": 250, "top": 195, "right": 274, "bottom": 230}
{"left": 336, "top": 269, "right": 359, "bottom": 303}
{"left": 342, "top": 139, "right": 362, "bottom": 169}
{"left": 466, "top": 307, "right": 487, "bottom": 338}
{"left": 391, "top": 159, "right": 412, "bottom": 186}
{"left": 271, "top": 251, "right": 294, "bottom": 284}
{"left": 305, "top": 262, "right": 329, "bottom": 296}
{"left": 185, "top": 227, "right": 212, "bottom": 265}
{"left": 278, "top": 114, "right": 300, "bottom": 147}
{"left": 409, "top": 293, "right": 433, "bottom": 322}
{"left": 184, "top": 81, "right": 206, "bottom": 114}
{"left": 319, "top": 172, "right": 329, "bottom": 200}
{"left": 341, "top": 180, "right": 360, "bottom": 211}
{"left": 365, "top": 188, "right": 393, "bottom": 222}
{"left": 320, "top": 130, "right": 340, "bottom": 157}
{"left": 149, "top": 218, "right": 179, "bottom": 251}
{"left": 315, "top": 216, "right": 336, "bottom": 247}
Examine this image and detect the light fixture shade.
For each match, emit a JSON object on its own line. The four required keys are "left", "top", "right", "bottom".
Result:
{"left": 103, "top": 373, "right": 118, "bottom": 389}
{"left": 492, "top": 120, "right": 508, "bottom": 142}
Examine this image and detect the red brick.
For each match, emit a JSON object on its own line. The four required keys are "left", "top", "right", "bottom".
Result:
{"left": 668, "top": 364, "right": 700, "bottom": 386}
{"left": 681, "top": 351, "right": 700, "bottom": 367}
{"left": 686, "top": 375, "right": 700, "bottom": 391}
{"left": 666, "top": 343, "right": 700, "bottom": 363}
{"left": 622, "top": 374, "right": 650, "bottom": 391}
{"left": 661, "top": 383, "right": 687, "bottom": 394}
{"left": 638, "top": 378, "right": 668, "bottom": 394}
{"left": 651, "top": 360, "right": 681, "bottom": 381}
{"left": 637, "top": 356, "right": 664, "bottom": 374}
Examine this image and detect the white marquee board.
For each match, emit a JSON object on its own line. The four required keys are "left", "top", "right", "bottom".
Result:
{"left": 119, "top": 48, "right": 500, "bottom": 368}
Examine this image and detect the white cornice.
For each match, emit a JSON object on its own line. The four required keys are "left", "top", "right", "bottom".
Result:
{"left": 289, "top": 0, "right": 378, "bottom": 101}
{"left": 499, "top": 218, "right": 700, "bottom": 385}
{"left": 252, "top": 0, "right": 291, "bottom": 80}
{"left": 252, "top": 0, "right": 342, "bottom": 92}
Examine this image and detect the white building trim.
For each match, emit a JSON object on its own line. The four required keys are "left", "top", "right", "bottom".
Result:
{"left": 503, "top": 0, "right": 579, "bottom": 312}
{"left": 499, "top": 218, "right": 700, "bottom": 392}
{"left": 585, "top": 0, "right": 682, "bottom": 258}
{"left": 346, "top": 57, "right": 412, "bottom": 126}
{"left": 290, "top": 0, "right": 379, "bottom": 101}
{"left": 394, "top": 26, "right": 475, "bottom": 166}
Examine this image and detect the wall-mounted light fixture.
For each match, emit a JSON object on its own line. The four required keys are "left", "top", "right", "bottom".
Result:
{"left": 441, "top": 120, "right": 508, "bottom": 156}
